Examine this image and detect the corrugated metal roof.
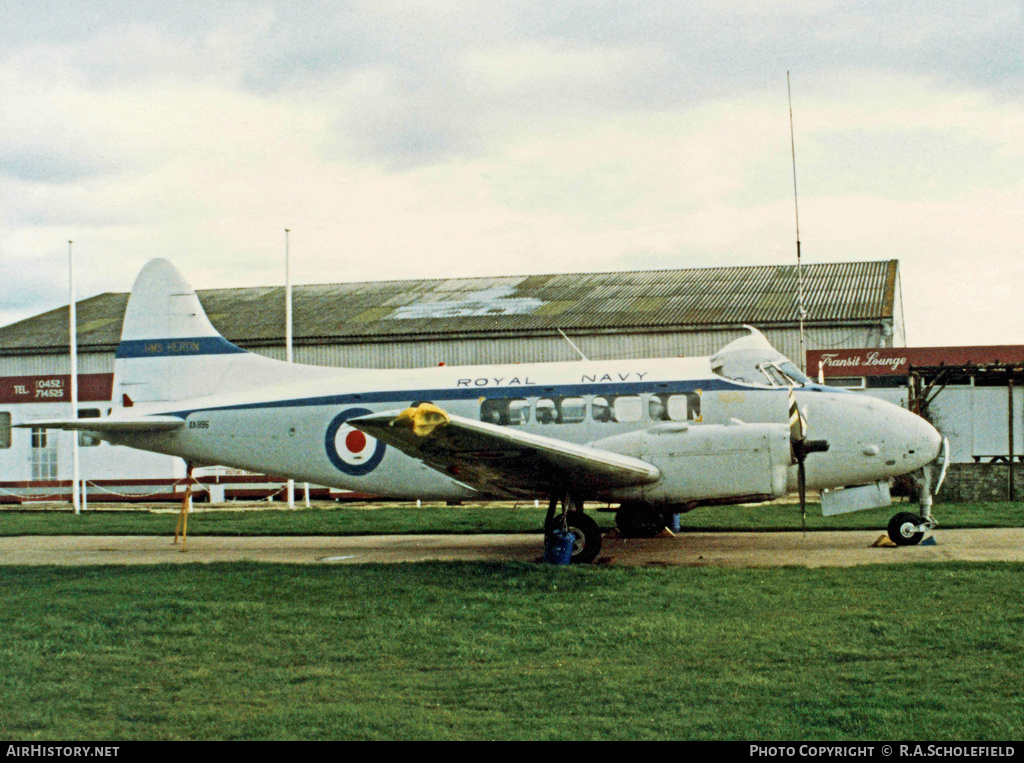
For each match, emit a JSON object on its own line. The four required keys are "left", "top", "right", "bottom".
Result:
{"left": 0, "top": 260, "right": 899, "bottom": 354}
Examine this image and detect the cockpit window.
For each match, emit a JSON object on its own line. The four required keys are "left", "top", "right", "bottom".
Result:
{"left": 759, "top": 363, "right": 790, "bottom": 387}
{"left": 778, "top": 361, "right": 812, "bottom": 386}
{"left": 752, "top": 361, "right": 812, "bottom": 387}
{"left": 710, "top": 335, "right": 812, "bottom": 388}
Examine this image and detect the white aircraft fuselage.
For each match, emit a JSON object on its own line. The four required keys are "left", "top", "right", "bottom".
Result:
{"left": 106, "top": 353, "right": 939, "bottom": 505}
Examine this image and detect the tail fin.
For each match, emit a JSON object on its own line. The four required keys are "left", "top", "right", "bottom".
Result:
{"left": 113, "top": 259, "right": 300, "bottom": 405}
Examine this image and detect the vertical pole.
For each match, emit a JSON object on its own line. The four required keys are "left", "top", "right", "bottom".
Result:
{"left": 69, "top": 241, "right": 80, "bottom": 515}
{"left": 1009, "top": 379, "right": 1015, "bottom": 501}
{"left": 285, "top": 229, "right": 295, "bottom": 509}
{"left": 788, "top": 72, "right": 807, "bottom": 373}
{"left": 285, "top": 228, "right": 293, "bottom": 365}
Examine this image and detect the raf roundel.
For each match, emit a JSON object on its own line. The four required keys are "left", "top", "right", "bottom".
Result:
{"left": 325, "top": 408, "right": 386, "bottom": 475}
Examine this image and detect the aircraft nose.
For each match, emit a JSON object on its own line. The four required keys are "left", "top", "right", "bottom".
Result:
{"left": 899, "top": 407, "right": 942, "bottom": 470}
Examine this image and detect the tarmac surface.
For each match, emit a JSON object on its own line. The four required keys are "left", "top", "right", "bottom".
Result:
{"left": 1, "top": 528, "right": 1022, "bottom": 567}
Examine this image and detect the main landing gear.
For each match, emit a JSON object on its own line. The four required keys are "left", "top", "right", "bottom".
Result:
{"left": 544, "top": 492, "right": 602, "bottom": 564}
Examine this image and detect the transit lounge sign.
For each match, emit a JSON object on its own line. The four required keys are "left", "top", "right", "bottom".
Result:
{"left": 808, "top": 346, "right": 1024, "bottom": 378}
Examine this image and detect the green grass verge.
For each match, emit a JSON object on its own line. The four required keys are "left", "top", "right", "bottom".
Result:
{"left": 1, "top": 500, "right": 1021, "bottom": 537}
{"left": 1, "top": 562, "right": 1021, "bottom": 741}
{"left": 0, "top": 503, "right": 551, "bottom": 537}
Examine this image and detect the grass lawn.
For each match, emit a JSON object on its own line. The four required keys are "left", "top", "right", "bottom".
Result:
{"left": 2, "top": 500, "right": 1022, "bottom": 741}
{"left": 1, "top": 561, "right": 1022, "bottom": 741}
{"left": 1, "top": 499, "right": 1021, "bottom": 537}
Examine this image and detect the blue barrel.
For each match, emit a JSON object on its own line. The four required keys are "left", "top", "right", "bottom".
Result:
{"left": 544, "top": 530, "right": 575, "bottom": 565}
{"left": 668, "top": 513, "right": 680, "bottom": 533}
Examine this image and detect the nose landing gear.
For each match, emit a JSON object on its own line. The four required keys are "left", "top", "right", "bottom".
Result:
{"left": 886, "top": 442, "right": 947, "bottom": 546}
{"left": 887, "top": 511, "right": 933, "bottom": 546}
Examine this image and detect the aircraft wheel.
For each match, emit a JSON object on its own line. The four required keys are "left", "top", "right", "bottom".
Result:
{"left": 615, "top": 504, "right": 665, "bottom": 538}
{"left": 546, "top": 511, "right": 602, "bottom": 564}
{"left": 887, "top": 512, "right": 926, "bottom": 546}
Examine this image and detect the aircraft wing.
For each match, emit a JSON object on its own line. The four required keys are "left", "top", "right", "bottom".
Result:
{"left": 15, "top": 416, "right": 185, "bottom": 433}
{"left": 349, "top": 404, "right": 661, "bottom": 497}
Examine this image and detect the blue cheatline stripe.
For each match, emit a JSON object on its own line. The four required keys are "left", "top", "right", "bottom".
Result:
{"left": 166, "top": 377, "right": 773, "bottom": 418}
{"left": 115, "top": 336, "right": 247, "bottom": 359}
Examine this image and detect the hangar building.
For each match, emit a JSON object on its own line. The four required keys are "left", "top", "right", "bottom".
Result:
{"left": 0, "top": 259, "right": 903, "bottom": 501}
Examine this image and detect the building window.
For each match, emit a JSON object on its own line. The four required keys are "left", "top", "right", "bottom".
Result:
{"left": 31, "top": 427, "right": 58, "bottom": 482}
{"left": 0, "top": 412, "right": 10, "bottom": 449}
{"left": 827, "top": 377, "right": 867, "bottom": 390}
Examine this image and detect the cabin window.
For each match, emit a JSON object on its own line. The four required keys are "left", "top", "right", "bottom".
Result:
{"left": 593, "top": 395, "right": 642, "bottom": 423}
{"left": 481, "top": 398, "right": 506, "bottom": 424}
{"left": 536, "top": 398, "right": 558, "bottom": 424}
{"left": 532, "top": 396, "right": 585, "bottom": 425}
{"left": 533, "top": 396, "right": 586, "bottom": 425}
{"left": 0, "top": 412, "right": 10, "bottom": 449}
{"left": 560, "top": 397, "right": 586, "bottom": 424}
{"left": 649, "top": 395, "right": 669, "bottom": 421}
{"left": 78, "top": 408, "right": 101, "bottom": 447}
{"left": 480, "top": 398, "right": 530, "bottom": 426}
{"left": 509, "top": 399, "right": 530, "bottom": 425}
{"left": 667, "top": 395, "right": 689, "bottom": 421}
{"left": 614, "top": 395, "right": 643, "bottom": 423}
{"left": 650, "top": 393, "right": 701, "bottom": 422}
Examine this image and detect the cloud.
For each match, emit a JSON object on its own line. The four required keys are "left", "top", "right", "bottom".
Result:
{"left": 2, "top": 1, "right": 1024, "bottom": 347}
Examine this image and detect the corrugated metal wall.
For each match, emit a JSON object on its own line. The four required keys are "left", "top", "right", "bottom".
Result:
{"left": 4, "top": 324, "right": 887, "bottom": 376}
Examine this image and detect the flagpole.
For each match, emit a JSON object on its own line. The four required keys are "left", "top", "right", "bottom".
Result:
{"left": 69, "top": 241, "right": 81, "bottom": 514}
{"left": 285, "top": 229, "right": 295, "bottom": 509}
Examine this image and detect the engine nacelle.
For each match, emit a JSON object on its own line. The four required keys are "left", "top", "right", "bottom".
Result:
{"left": 593, "top": 420, "right": 792, "bottom": 505}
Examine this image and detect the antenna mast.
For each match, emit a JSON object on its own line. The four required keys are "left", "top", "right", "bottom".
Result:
{"left": 788, "top": 72, "right": 808, "bottom": 371}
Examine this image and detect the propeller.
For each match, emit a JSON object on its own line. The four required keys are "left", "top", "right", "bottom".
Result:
{"left": 788, "top": 388, "right": 829, "bottom": 532}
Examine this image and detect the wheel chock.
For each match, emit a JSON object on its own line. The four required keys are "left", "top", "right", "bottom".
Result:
{"left": 657, "top": 527, "right": 676, "bottom": 538}
{"left": 921, "top": 536, "right": 938, "bottom": 546}
{"left": 872, "top": 534, "right": 897, "bottom": 548}
{"left": 604, "top": 528, "right": 622, "bottom": 539}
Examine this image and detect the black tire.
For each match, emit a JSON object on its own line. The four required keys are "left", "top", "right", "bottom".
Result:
{"left": 546, "top": 511, "right": 602, "bottom": 564}
{"left": 615, "top": 504, "right": 666, "bottom": 538}
{"left": 887, "top": 512, "right": 926, "bottom": 546}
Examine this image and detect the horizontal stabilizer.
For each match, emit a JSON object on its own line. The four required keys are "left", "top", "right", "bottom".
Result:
{"left": 350, "top": 404, "right": 661, "bottom": 497}
{"left": 16, "top": 416, "right": 185, "bottom": 433}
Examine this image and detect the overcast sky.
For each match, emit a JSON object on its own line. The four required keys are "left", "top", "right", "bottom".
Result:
{"left": 2, "top": 1, "right": 1022, "bottom": 349}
